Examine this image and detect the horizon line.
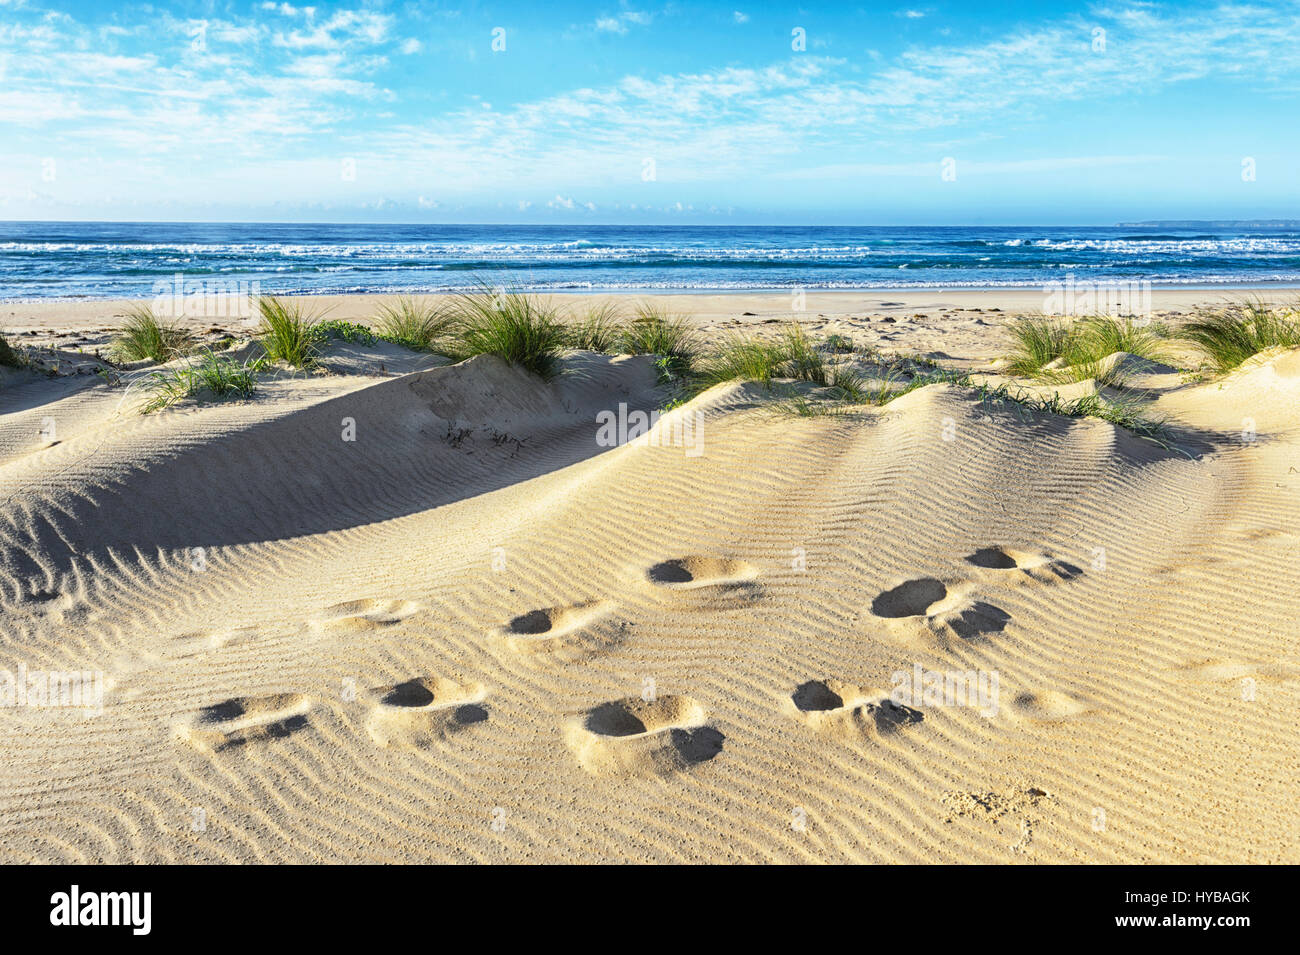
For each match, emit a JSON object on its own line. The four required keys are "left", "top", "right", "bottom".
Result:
{"left": 5, "top": 218, "right": 1300, "bottom": 229}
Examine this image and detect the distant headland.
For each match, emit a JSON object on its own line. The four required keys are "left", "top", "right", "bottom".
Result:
{"left": 1117, "top": 219, "right": 1300, "bottom": 229}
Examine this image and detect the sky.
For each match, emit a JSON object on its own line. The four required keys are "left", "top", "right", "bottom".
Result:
{"left": 1, "top": 0, "right": 1299, "bottom": 224}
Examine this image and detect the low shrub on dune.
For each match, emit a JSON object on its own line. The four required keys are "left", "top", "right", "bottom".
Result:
{"left": 110, "top": 306, "right": 194, "bottom": 363}
{"left": 697, "top": 335, "right": 791, "bottom": 388}
{"left": 0, "top": 332, "right": 27, "bottom": 369}
{"left": 1069, "top": 314, "right": 1165, "bottom": 364}
{"left": 314, "top": 318, "right": 378, "bottom": 346}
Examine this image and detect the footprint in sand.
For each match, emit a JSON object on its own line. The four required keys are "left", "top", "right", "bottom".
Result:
{"left": 1172, "top": 659, "right": 1300, "bottom": 684}
{"left": 789, "top": 679, "right": 924, "bottom": 741}
{"left": 964, "top": 546, "right": 1083, "bottom": 583}
{"left": 870, "top": 577, "right": 1011, "bottom": 643}
{"left": 173, "top": 626, "right": 261, "bottom": 655}
{"left": 871, "top": 577, "right": 949, "bottom": 617}
{"left": 566, "top": 695, "right": 724, "bottom": 775}
{"left": 364, "top": 677, "right": 488, "bottom": 749}
{"left": 1009, "top": 690, "right": 1091, "bottom": 721}
{"left": 967, "top": 545, "right": 1086, "bottom": 582}
{"left": 643, "top": 556, "right": 761, "bottom": 605}
{"left": 492, "top": 600, "right": 623, "bottom": 658}
{"left": 13, "top": 587, "right": 92, "bottom": 626}
{"left": 177, "top": 693, "right": 312, "bottom": 753}
{"left": 309, "top": 598, "right": 422, "bottom": 633}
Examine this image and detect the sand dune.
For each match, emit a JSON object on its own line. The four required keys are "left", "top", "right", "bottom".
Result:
{"left": 0, "top": 306, "right": 1297, "bottom": 863}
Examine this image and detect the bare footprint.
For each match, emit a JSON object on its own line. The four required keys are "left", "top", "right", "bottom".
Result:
{"left": 870, "top": 577, "right": 1011, "bottom": 644}
{"left": 173, "top": 626, "right": 260, "bottom": 654}
{"left": 871, "top": 577, "right": 948, "bottom": 617}
{"left": 1172, "top": 659, "right": 1300, "bottom": 684}
{"left": 13, "top": 586, "right": 87, "bottom": 626}
{"left": 965, "top": 546, "right": 1083, "bottom": 583}
{"left": 177, "top": 693, "right": 312, "bottom": 753}
{"left": 566, "top": 695, "right": 724, "bottom": 775}
{"left": 310, "top": 598, "right": 422, "bottom": 633}
{"left": 788, "top": 679, "right": 923, "bottom": 741}
{"left": 365, "top": 676, "right": 488, "bottom": 749}
{"left": 1010, "top": 690, "right": 1091, "bottom": 721}
{"left": 492, "top": 600, "right": 621, "bottom": 657}
{"left": 643, "top": 556, "right": 760, "bottom": 606}
{"left": 647, "top": 556, "right": 755, "bottom": 588}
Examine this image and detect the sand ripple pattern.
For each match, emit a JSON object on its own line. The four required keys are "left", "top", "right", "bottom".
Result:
{"left": 0, "top": 351, "right": 1297, "bottom": 862}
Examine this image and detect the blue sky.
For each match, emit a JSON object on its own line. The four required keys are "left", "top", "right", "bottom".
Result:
{"left": 1, "top": 0, "right": 1299, "bottom": 223}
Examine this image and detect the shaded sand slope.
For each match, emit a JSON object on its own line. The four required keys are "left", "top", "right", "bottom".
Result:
{"left": 0, "top": 350, "right": 1296, "bottom": 862}
{"left": 0, "top": 352, "right": 658, "bottom": 582}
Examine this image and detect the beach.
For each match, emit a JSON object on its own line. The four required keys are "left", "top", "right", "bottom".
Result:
{"left": 1, "top": 289, "right": 1297, "bottom": 863}
{"left": 6, "top": 286, "right": 1297, "bottom": 356}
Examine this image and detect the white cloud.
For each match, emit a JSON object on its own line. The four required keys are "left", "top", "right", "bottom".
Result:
{"left": 271, "top": 10, "right": 392, "bottom": 50}
{"left": 594, "top": 8, "right": 651, "bottom": 35}
{"left": 400, "top": 37, "right": 421, "bottom": 55}
{"left": 733, "top": 12, "right": 749, "bottom": 25}
{"left": 4, "top": 2, "right": 1300, "bottom": 210}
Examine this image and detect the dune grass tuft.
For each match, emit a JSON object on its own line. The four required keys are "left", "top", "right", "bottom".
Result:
{"left": 1004, "top": 313, "right": 1167, "bottom": 382}
{"left": 621, "top": 305, "right": 698, "bottom": 370}
{"left": 695, "top": 324, "right": 835, "bottom": 391}
{"left": 564, "top": 302, "right": 626, "bottom": 353}
{"left": 823, "top": 334, "right": 856, "bottom": 354}
{"left": 441, "top": 284, "right": 567, "bottom": 379}
{"left": 1070, "top": 314, "right": 1165, "bottom": 362}
{"left": 697, "top": 335, "right": 791, "bottom": 388}
{"left": 110, "top": 306, "right": 193, "bottom": 363}
{"left": 374, "top": 296, "right": 452, "bottom": 352}
{"left": 1179, "top": 300, "right": 1300, "bottom": 374}
{"left": 1004, "top": 315, "right": 1071, "bottom": 376}
{"left": 140, "top": 349, "right": 264, "bottom": 413}
{"left": 257, "top": 296, "right": 321, "bottom": 367}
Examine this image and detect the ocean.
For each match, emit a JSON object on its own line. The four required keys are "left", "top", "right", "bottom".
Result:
{"left": 3, "top": 222, "right": 1300, "bottom": 301}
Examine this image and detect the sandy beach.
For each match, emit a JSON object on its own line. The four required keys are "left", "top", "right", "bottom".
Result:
{"left": 1, "top": 290, "right": 1296, "bottom": 863}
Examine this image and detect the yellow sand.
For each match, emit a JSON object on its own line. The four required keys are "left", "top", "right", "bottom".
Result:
{"left": 0, "top": 292, "right": 1296, "bottom": 863}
